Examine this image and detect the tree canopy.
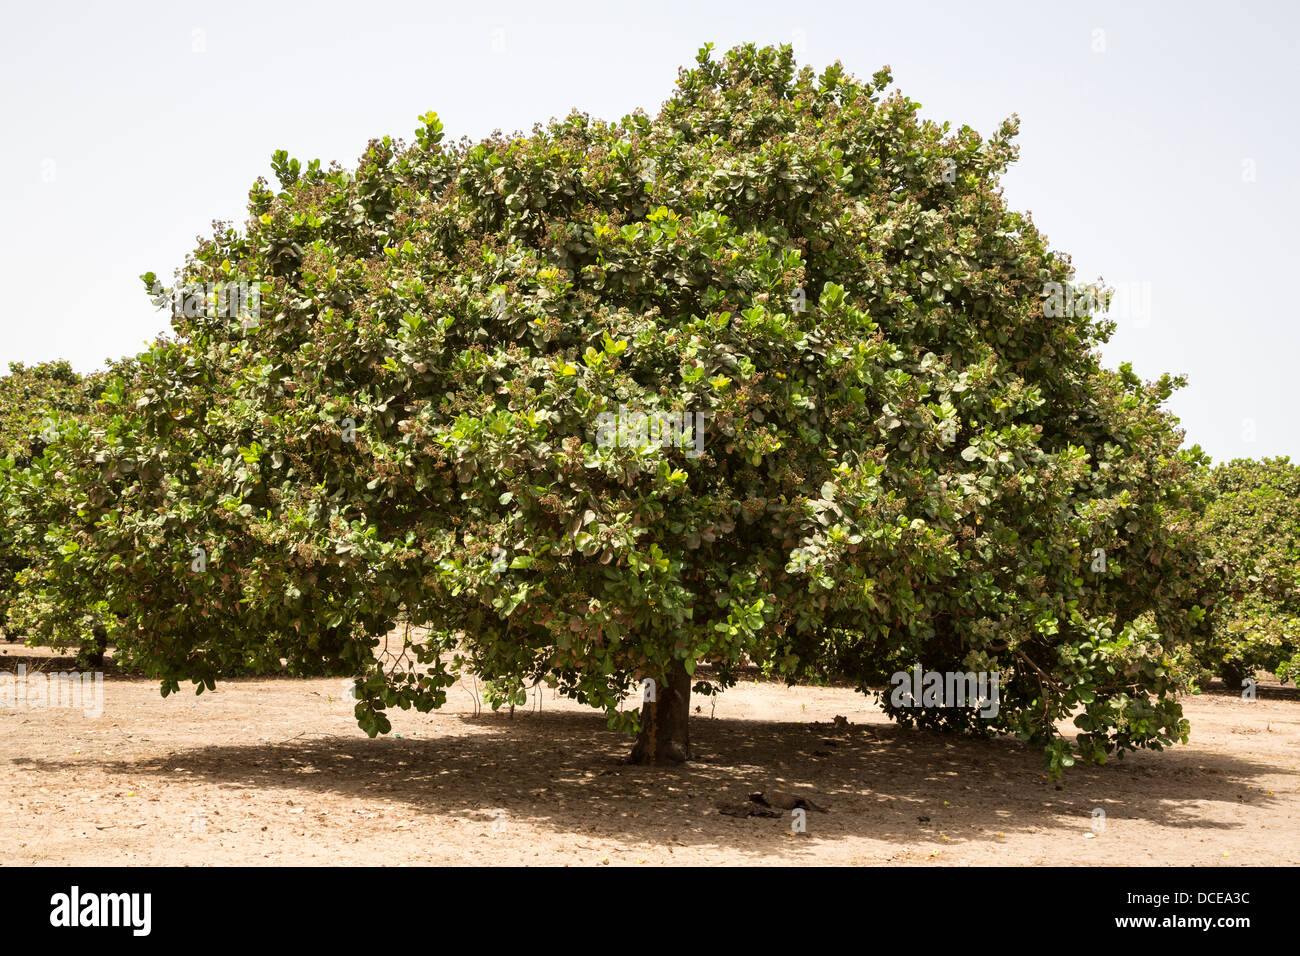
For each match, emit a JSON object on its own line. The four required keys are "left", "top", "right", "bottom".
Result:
{"left": 2, "top": 43, "right": 1216, "bottom": 772}
{"left": 1193, "top": 457, "right": 1300, "bottom": 687}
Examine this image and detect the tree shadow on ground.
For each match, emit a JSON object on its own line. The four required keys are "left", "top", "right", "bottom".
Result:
{"left": 22, "top": 707, "right": 1292, "bottom": 860}
{"left": 1196, "top": 678, "right": 1299, "bottom": 701}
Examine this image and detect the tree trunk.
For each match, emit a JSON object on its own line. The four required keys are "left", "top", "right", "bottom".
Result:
{"left": 80, "top": 625, "right": 107, "bottom": 670}
{"left": 1219, "top": 659, "right": 1248, "bottom": 690}
{"left": 629, "top": 659, "right": 692, "bottom": 765}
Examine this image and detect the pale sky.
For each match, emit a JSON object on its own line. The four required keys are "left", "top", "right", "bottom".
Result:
{"left": 2, "top": 0, "right": 1295, "bottom": 462}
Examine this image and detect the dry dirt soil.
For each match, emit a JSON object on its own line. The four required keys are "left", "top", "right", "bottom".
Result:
{"left": 2, "top": 645, "right": 1298, "bottom": 866}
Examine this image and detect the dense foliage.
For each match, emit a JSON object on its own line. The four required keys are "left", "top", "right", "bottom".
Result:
{"left": 1194, "top": 457, "right": 1300, "bottom": 686}
{"left": 0, "top": 361, "right": 105, "bottom": 656}
{"left": 2, "top": 44, "right": 1218, "bottom": 770}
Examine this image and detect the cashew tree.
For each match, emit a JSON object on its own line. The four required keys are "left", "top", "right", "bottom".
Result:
{"left": 15, "top": 43, "right": 1211, "bottom": 771}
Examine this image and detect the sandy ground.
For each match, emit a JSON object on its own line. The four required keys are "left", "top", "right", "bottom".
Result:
{"left": 2, "top": 645, "right": 1298, "bottom": 866}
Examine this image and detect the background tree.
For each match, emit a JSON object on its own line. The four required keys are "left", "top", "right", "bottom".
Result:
{"left": 1193, "top": 456, "right": 1300, "bottom": 687}
{"left": 3, "top": 350, "right": 361, "bottom": 679}
{"left": 0, "top": 361, "right": 111, "bottom": 663}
